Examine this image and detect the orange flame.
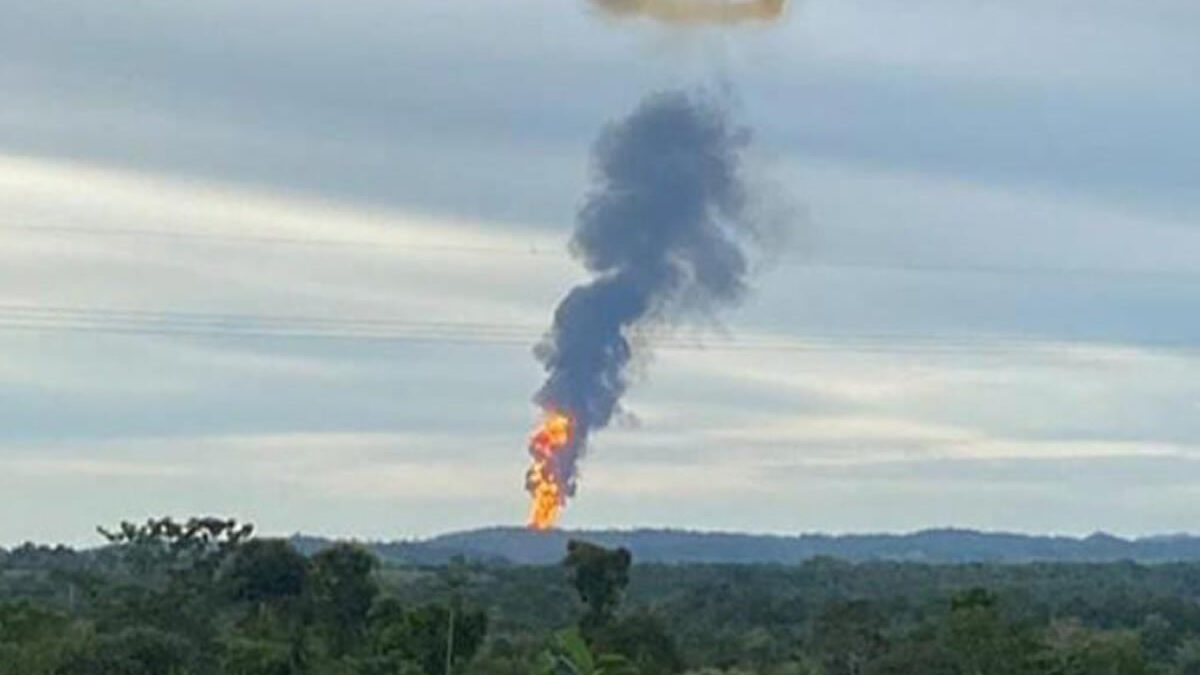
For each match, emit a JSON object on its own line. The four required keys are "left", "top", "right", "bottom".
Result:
{"left": 526, "top": 409, "right": 573, "bottom": 530}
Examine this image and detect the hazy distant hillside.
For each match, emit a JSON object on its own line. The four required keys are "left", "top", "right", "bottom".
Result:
{"left": 291, "top": 527, "right": 1200, "bottom": 565}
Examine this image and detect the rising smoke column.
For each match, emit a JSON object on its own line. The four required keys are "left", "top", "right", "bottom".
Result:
{"left": 591, "top": 0, "right": 785, "bottom": 25}
{"left": 525, "top": 89, "right": 764, "bottom": 529}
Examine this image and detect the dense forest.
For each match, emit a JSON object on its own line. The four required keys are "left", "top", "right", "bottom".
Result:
{"left": 5, "top": 517, "right": 1200, "bottom": 674}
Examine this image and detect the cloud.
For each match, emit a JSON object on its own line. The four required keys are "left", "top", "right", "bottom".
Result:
{"left": 0, "top": 154, "right": 570, "bottom": 321}
{"left": 3, "top": 0, "right": 1197, "bottom": 220}
{"left": 1, "top": 0, "right": 1198, "bottom": 540}
{"left": 590, "top": 0, "right": 785, "bottom": 25}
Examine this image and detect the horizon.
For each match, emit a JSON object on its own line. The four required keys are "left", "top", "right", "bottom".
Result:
{"left": 9, "top": 522, "right": 1200, "bottom": 550}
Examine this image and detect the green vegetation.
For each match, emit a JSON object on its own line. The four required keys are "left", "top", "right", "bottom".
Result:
{"left": 5, "top": 517, "right": 1200, "bottom": 673}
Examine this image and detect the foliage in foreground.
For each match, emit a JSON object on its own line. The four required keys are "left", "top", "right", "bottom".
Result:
{"left": 5, "top": 517, "right": 1200, "bottom": 674}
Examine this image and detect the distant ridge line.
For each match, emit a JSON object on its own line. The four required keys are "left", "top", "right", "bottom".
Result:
{"left": 288, "top": 526, "right": 1200, "bottom": 566}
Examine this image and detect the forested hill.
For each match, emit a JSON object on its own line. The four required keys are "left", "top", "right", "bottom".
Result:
{"left": 289, "top": 527, "right": 1200, "bottom": 565}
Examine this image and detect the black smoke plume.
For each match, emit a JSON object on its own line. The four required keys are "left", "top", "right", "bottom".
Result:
{"left": 530, "top": 88, "right": 765, "bottom": 506}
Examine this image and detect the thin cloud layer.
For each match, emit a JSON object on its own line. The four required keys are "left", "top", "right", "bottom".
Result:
{"left": 591, "top": 0, "right": 785, "bottom": 24}
{"left": 1, "top": 0, "right": 1198, "bottom": 541}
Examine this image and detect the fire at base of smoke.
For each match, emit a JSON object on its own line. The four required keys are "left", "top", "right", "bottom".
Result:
{"left": 523, "top": 88, "right": 774, "bottom": 529}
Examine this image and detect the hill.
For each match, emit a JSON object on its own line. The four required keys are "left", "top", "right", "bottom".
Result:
{"left": 290, "top": 527, "right": 1200, "bottom": 565}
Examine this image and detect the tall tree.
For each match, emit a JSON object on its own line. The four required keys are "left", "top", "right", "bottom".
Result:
{"left": 226, "top": 539, "right": 308, "bottom": 607}
{"left": 564, "top": 541, "right": 631, "bottom": 633}
{"left": 308, "top": 544, "right": 379, "bottom": 658}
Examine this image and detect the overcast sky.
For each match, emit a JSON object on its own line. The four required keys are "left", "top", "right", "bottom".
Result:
{"left": 2, "top": 0, "right": 1199, "bottom": 546}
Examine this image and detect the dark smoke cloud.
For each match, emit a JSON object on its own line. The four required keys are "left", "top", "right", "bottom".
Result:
{"left": 531, "top": 88, "right": 764, "bottom": 502}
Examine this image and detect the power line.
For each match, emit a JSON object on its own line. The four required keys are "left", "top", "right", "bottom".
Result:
{"left": 0, "top": 304, "right": 1189, "bottom": 355}
{"left": 2, "top": 223, "right": 543, "bottom": 255}
{"left": 8, "top": 223, "right": 1200, "bottom": 283}
{"left": 2, "top": 223, "right": 564, "bottom": 256}
{"left": 0, "top": 304, "right": 537, "bottom": 332}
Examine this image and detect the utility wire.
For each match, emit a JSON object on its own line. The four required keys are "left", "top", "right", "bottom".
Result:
{"left": 0, "top": 304, "right": 1188, "bottom": 355}
{"left": 7, "top": 223, "right": 1200, "bottom": 283}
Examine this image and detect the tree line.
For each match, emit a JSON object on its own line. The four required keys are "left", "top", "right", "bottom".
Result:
{"left": 4, "top": 517, "right": 1200, "bottom": 674}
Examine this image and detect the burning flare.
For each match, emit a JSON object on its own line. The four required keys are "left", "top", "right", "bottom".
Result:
{"left": 526, "top": 409, "right": 574, "bottom": 530}
{"left": 520, "top": 89, "right": 767, "bottom": 529}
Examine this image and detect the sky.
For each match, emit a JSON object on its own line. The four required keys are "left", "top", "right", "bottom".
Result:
{"left": 2, "top": 0, "right": 1199, "bottom": 546}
